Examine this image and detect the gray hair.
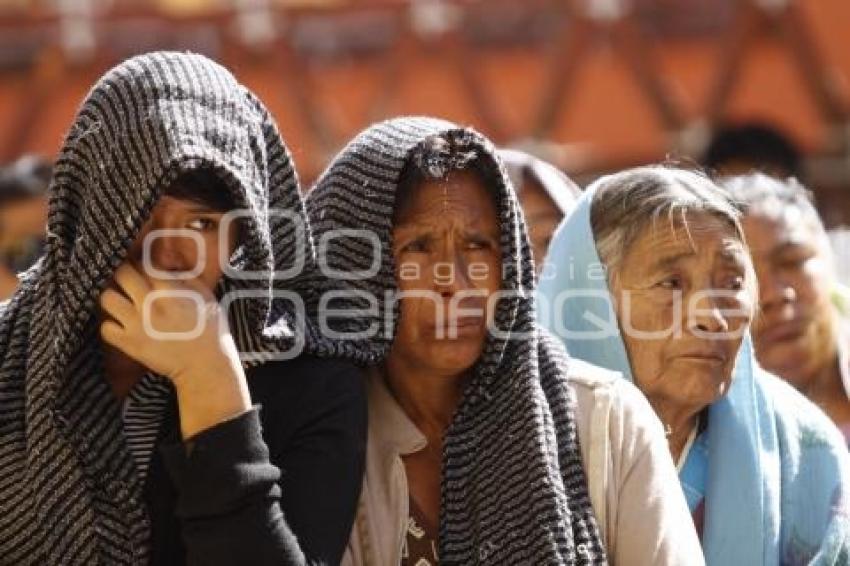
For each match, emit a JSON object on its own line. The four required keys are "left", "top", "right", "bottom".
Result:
{"left": 591, "top": 166, "right": 744, "bottom": 283}
{"left": 721, "top": 172, "right": 826, "bottom": 237}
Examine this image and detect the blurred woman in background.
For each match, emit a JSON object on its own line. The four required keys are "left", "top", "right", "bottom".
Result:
{"left": 725, "top": 173, "right": 850, "bottom": 448}
{"left": 500, "top": 148, "right": 581, "bottom": 274}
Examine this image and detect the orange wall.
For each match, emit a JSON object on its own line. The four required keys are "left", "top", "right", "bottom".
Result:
{"left": 1, "top": 1, "right": 849, "bottom": 187}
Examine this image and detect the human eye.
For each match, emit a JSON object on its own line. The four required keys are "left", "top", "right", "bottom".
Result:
{"left": 186, "top": 217, "right": 218, "bottom": 231}
{"left": 778, "top": 249, "right": 815, "bottom": 269}
{"left": 466, "top": 236, "right": 494, "bottom": 251}
{"left": 656, "top": 275, "right": 683, "bottom": 290}
{"left": 402, "top": 237, "right": 429, "bottom": 253}
{"left": 723, "top": 272, "right": 746, "bottom": 290}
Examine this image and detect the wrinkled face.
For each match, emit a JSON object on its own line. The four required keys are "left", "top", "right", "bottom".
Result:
{"left": 124, "top": 195, "right": 239, "bottom": 292}
{"left": 518, "top": 176, "right": 564, "bottom": 274}
{"left": 742, "top": 208, "right": 836, "bottom": 389}
{"left": 390, "top": 170, "right": 502, "bottom": 375}
{"left": 612, "top": 214, "right": 755, "bottom": 414}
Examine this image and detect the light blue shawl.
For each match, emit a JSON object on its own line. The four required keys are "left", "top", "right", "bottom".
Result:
{"left": 537, "top": 177, "right": 850, "bottom": 565}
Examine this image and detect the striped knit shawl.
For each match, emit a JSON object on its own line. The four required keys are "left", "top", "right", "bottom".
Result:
{"left": 305, "top": 117, "right": 606, "bottom": 564}
{"left": 0, "top": 52, "right": 313, "bottom": 564}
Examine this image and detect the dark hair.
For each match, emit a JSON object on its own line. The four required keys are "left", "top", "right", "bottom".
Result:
{"left": 0, "top": 155, "right": 52, "bottom": 205}
{"left": 163, "top": 168, "right": 236, "bottom": 212}
{"left": 395, "top": 132, "right": 502, "bottom": 220}
{"left": 703, "top": 122, "right": 802, "bottom": 180}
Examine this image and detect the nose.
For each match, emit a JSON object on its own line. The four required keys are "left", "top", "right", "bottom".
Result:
{"left": 434, "top": 250, "right": 472, "bottom": 298}
{"left": 149, "top": 236, "right": 192, "bottom": 273}
{"left": 134, "top": 226, "right": 199, "bottom": 276}
{"left": 758, "top": 269, "right": 796, "bottom": 312}
{"left": 689, "top": 291, "right": 731, "bottom": 335}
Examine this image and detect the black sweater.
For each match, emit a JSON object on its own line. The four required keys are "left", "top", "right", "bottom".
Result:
{"left": 144, "top": 355, "right": 366, "bottom": 566}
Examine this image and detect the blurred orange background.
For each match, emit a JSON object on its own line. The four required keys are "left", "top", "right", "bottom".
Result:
{"left": 1, "top": 0, "right": 849, "bottom": 220}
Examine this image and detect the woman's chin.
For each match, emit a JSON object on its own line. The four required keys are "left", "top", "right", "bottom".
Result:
{"left": 676, "top": 366, "right": 734, "bottom": 407}
{"left": 757, "top": 344, "right": 814, "bottom": 384}
{"left": 420, "top": 340, "right": 484, "bottom": 375}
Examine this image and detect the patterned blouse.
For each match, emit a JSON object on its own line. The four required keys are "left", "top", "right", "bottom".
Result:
{"left": 401, "top": 497, "right": 439, "bottom": 565}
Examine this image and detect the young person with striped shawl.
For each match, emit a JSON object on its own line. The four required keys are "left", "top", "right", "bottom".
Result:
{"left": 0, "top": 52, "right": 365, "bottom": 565}
{"left": 303, "top": 117, "right": 704, "bottom": 565}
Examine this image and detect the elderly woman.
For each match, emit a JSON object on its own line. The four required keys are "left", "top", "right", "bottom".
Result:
{"left": 538, "top": 166, "right": 850, "bottom": 564}
{"left": 724, "top": 173, "right": 850, "bottom": 447}
{"left": 305, "top": 117, "right": 702, "bottom": 565}
{"left": 499, "top": 149, "right": 581, "bottom": 272}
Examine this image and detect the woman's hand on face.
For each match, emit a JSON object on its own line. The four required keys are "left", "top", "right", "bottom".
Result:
{"left": 99, "top": 263, "right": 251, "bottom": 439}
{"left": 99, "top": 262, "right": 234, "bottom": 383}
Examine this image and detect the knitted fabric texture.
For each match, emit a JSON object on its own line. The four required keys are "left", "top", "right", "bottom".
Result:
{"left": 304, "top": 117, "right": 607, "bottom": 564}
{"left": 0, "top": 51, "right": 314, "bottom": 564}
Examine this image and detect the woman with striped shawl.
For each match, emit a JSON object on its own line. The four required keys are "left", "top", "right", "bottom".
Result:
{"left": 303, "top": 117, "right": 703, "bottom": 565}
{"left": 0, "top": 52, "right": 366, "bottom": 565}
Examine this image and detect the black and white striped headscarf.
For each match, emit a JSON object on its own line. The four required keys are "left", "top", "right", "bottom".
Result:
{"left": 0, "top": 52, "right": 315, "bottom": 564}
{"left": 304, "top": 117, "right": 606, "bottom": 564}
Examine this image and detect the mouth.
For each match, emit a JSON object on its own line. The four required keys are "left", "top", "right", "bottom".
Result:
{"left": 454, "top": 316, "right": 484, "bottom": 326}
{"left": 674, "top": 350, "right": 728, "bottom": 365}
{"left": 430, "top": 317, "right": 485, "bottom": 338}
{"left": 759, "top": 319, "right": 808, "bottom": 346}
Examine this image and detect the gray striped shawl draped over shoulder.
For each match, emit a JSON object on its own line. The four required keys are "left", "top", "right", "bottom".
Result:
{"left": 304, "top": 117, "right": 606, "bottom": 564}
{"left": 0, "top": 52, "right": 314, "bottom": 564}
